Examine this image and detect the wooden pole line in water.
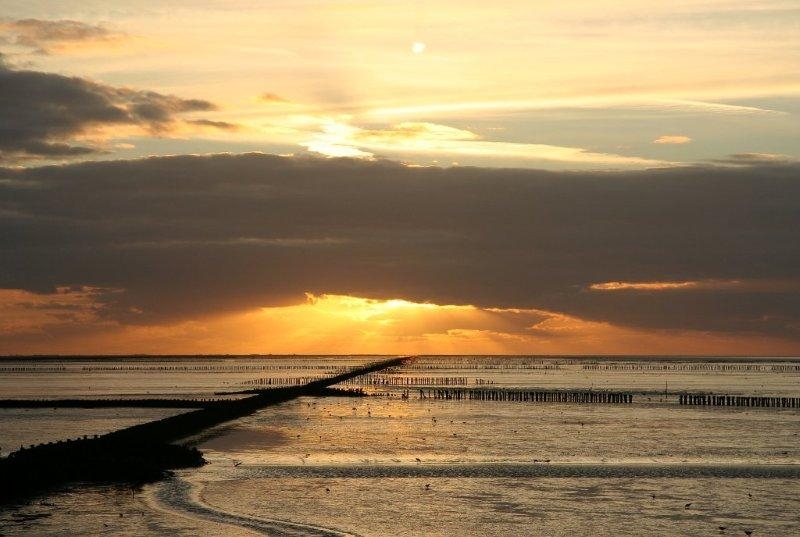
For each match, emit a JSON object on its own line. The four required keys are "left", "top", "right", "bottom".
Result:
{"left": 678, "top": 393, "right": 800, "bottom": 408}
{"left": 418, "top": 388, "right": 633, "bottom": 404}
{"left": 0, "top": 356, "right": 416, "bottom": 504}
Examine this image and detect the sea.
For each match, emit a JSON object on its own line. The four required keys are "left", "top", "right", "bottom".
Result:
{"left": 1, "top": 355, "right": 798, "bottom": 536}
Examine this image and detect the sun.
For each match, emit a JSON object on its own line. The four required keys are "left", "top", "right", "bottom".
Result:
{"left": 411, "top": 42, "right": 426, "bottom": 54}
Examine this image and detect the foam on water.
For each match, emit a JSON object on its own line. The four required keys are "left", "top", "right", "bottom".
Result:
{"left": 146, "top": 476, "right": 355, "bottom": 537}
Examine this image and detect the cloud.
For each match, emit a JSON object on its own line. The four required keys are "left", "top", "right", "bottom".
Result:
{"left": 353, "top": 122, "right": 479, "bottom": 143}
{"left": 0, "top": 286, "right": 119, "bottom": 335}
{"left": 590, "top": 279, "right": 800, "bottom": 292}
{"left": 591, "top": 281, "right": 700, "bottom": 291}
{"left": 1, "top": 153, "right": 799, "bottom": 350}
{"left": 187, "top": 119, "right": 240, "bottom": 131}
{"left": 0, "top": 19, "right": 124, "bottom": 54}
{"left": 0, "top": 60, "right": 218, "bottom": 162}
{"left": 714, "top": 153, "right": 798, "bottom": 166}
{"left": 259, "top": 92, "right": 290, "bottom": 104}
{"left": 303, "top": 121, "right": 667, "bottom": 168}
{"left": 2, "top": 289, "right": 797, "bottom": 355}
{"left": 653, "top": 135, "right": 692, "bottom": 145}
{"left": 369, "top": 97, "right": 785, "bottom": 119}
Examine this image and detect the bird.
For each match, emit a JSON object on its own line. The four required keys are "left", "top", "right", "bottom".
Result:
{"left": 325, "top": 487, "right": 330, "bottom": 493}
{"left": 425, "top": 484, "right": 431, "bottom": 490}
{"left": 415, "top": 457, "right": 421, "bottom": 462}
{"left": 651, "top": 494, "right": 656, "bottom": 499}
{"left": 684, "top": 503, "right": 692, "bottom": 509}
{"left": 718, "top": 526, "right": 726, "bottom": 532}
{"left": 744, "top": 531, "right": 752, "bottom": 536}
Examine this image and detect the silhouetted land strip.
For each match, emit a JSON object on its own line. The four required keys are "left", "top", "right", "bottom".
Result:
{"left": 0, "top": 357, "right": 412, "bottom": 504}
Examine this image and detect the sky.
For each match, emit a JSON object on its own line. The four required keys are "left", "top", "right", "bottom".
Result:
{"left": 0, "top": 1, "right": 799, "bottom": 355}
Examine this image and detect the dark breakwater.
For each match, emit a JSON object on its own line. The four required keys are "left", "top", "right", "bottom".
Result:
{"left": 0, "top": 356, "right": 412, "bottom": 504}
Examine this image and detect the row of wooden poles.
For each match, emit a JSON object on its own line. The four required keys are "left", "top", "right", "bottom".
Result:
{"left": 0, "top": 367, "right": 68, "bottom": 373}
{"left": 242, "top": 376, "right": 326, "bottom": 386}
{"left": 244, "top": 374, "right": 472, "bottom": 387}
{"left": 15, "top": 434, "right": 99, "bottom": 453}
{"left": 0, "top": 398, "right": 230, "bottom": 409}
{"left": 419, "top": 388, "right": 633, "bottom": 404}
{"left": 75, "top": 365, "right": 347, "bottom": 372}
{"left": 340, "top": 375, "right": 469, "bottom": 386}
{"left": 679, "top": 394, "right": 800, "bottom": 408}
{"left": 583, "top": 363, "right": 800, "bottom": 372}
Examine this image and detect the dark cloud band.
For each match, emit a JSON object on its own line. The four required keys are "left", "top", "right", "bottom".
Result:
{"left": 1, "top": 153, "right": 798, "bottom": 339}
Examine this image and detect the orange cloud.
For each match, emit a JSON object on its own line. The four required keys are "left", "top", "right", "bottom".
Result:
{"left": 259, "top": 93, "right": 291, "bottom": 104}
{"left": 590, "top": 279, "right": 800, "bottom": 293}
{"left": 590, "top": 281, "right": 700, "bottom": 291}
{"left": 2, "top": 290, "right": 799, "bottom": 356}
{"left": 0, "top": 19, "right": 128, "bottom": 54}
{"left": 0, "top": 287, "right": 118, "bottom": 335}
{"left": 653, "top": 135, "right": 692, "bottom": 144}
{"left": 303, "top": 120, "right": 668, "bottom": 167}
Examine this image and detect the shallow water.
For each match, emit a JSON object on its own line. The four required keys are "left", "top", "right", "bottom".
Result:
{"left": 1, "top": 356, "right": 799, "bottom": 536}
{"left": 0, "top": 408, "right": 192, "bottom": 458}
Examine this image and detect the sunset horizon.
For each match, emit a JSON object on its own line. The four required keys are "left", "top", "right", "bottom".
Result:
{"left": 2, "top": 2, "right": 800, "bottom": 356}
{"left": 2, "top": 3, "right": 800, "bottom": 534}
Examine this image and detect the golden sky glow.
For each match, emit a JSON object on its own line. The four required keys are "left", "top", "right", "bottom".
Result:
{"left": 1, "top": 1, "right": 798, "bottom": 169}
{"left": 1, "top": 2, "right": 799, "bottom": 355}
{"left": 2, "top": 290, "right": 799, "bottom": 355}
